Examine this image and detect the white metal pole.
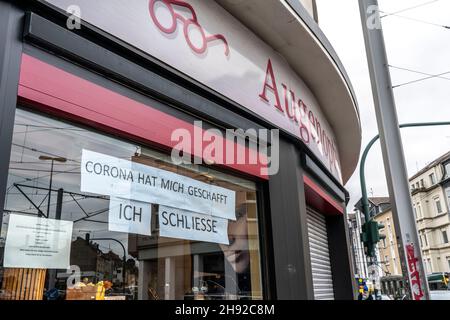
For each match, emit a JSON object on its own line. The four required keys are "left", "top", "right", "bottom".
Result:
{"left": 359, "top": 0, "right": 429, "bottom": 300}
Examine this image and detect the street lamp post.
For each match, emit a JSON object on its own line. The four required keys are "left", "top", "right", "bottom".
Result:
{"left": 39, "top": 155, "right": 66, "bottom": 292}
{"left": 38, "top": 155, "right": 67, "bottom": 218}
{"left": 359, "top": 0, "right": 430, "bottom": 300}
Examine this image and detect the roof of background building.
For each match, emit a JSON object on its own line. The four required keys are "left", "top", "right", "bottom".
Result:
{"left": 369, "top": 197, "right": 390, "bottom": 206}
{"left": 373, "top": 205, "right": 393, "bottom": 218}
{"left": 354, "top": 196, "right": 390, "bottom": 211}
{"left": 409, "top": 151, "right": 450, "bottom": 181}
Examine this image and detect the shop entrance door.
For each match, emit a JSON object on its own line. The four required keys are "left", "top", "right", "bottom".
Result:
{"left": 307, "top": 208, "right": 335, "bottom": 300}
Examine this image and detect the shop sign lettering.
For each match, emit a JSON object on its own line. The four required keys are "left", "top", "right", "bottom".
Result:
{"left": 260, "top": 59, "right": 339, "bottom": 173}
{"left": 45, "top": 0, "right": 344, "bottom": 182}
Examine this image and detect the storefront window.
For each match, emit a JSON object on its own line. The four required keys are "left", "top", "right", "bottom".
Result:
{"left": 0, "top": 108, "right": 263, "bottom": 300}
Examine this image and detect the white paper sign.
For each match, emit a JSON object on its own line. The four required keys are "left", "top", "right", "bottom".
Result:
{"left": 159, "top": 205, "right": 229, "bottom": 245}
{"left": 3, "top": 214, "right": 73, "bottom": 269}
{"left": 81, "top": 149, "right": 236, "bottom": 220}
{"left": 109, "top": 197, "right": 152, "bottom": 236}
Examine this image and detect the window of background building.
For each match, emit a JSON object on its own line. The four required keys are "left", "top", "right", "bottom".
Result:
{"left": 428, "top": 259, "right": 432, "bottom": 273}
{"left": 0, "top": 108, "right": 264, "bottom": 300}
{"left": 435, "top": 198, "right": 443, "bottom": 215}
{"left": 424, "top": 234, "right": 429, "bottom": 247}
{"left": 447, "top": 189, "right": 450, "bottom": 210}
{"left": 442, "top": 230, "right": 449, "bottom": 244}
{"left": 445, "top": 162, "right": 450, "bottom": 178}
{"left": 447, "top": 258, "right": 450, "bottom": 272}
{"left": 430, "top": 173, "right": 436, "bottom": 185}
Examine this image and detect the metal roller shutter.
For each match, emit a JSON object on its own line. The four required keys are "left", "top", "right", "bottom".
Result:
{"left": 307, "top": 208, "right": 335, "bottom": 300}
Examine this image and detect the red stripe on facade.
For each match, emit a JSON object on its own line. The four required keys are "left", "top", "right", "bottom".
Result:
{"left": 18, "top": 53, "right": 268, "bottom": 180}
{"left": 303, "top": 175, "right": 344, "bottom": 215}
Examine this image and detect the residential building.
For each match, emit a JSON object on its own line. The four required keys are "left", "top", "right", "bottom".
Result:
{"left": 373, "top": 207, "right": 402, "bottom": 277}
{"left": 69, "top": 237, "right": 124, "bottom": 284}
{"left": 351, "top": 197, "right": 392, "bottom": 282}
{"left": 350, "top": 151, "right": 450, "bottom": 286}
{"left": 354, "top": 197, "right": 391, "bottom": 220}
{"left": 348, "top": 210, "right": 369, "bottom": 279}
{"left": 410, "top": 151, "right": 450, "bottom": 274}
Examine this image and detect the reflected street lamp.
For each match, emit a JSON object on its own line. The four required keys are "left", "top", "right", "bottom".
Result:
{"left": 39, "top": 155, "right": 67, "bottom": 218}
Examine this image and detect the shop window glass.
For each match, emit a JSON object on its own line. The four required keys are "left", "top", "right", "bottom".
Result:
{"left": 0, "top": 108, "right": 263, "bottom": 300}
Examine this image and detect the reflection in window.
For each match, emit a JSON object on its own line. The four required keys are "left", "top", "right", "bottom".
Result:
{"left": 0, "top": 108, "right": 263, "bottom": 300}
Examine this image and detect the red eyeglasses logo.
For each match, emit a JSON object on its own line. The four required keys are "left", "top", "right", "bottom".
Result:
{"left": 149, "top": 0, "right": 230, "bottom": 57}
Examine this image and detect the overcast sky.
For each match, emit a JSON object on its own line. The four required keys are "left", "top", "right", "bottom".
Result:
{"left": 315, "top": 0, "right": 450, "bottom": 210}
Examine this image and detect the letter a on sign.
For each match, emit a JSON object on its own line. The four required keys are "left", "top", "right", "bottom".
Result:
{"left": 109, "top": 197, "right": 152, "bottom": 236}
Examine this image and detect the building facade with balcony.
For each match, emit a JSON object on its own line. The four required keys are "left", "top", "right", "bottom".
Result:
{"left": 350, "top": 151, "right": 450, "bottom": 287}
{"left": 410, "top": 152, "right": 450, "bottom": 274}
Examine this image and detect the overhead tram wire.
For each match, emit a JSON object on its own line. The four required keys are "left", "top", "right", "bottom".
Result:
{"left": 379, "top": 0, "right": 440, "bottom": 18}
{"left": 381, "top": 12, "right": 450, "bottom": 30}
{"left": 388, "top": 65, "right": 450, "bottom": 88}
{"left": 392, "top": 70, "right": 450, "bottom": 88}
{"left": 378, "top": 2, "right": 450, "bottom": 89}
{"left": 379, "top": 0, "right": 449, "bottom": 30}
{"left": 389, "top": 65, "right": 450, "bottom": 82}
